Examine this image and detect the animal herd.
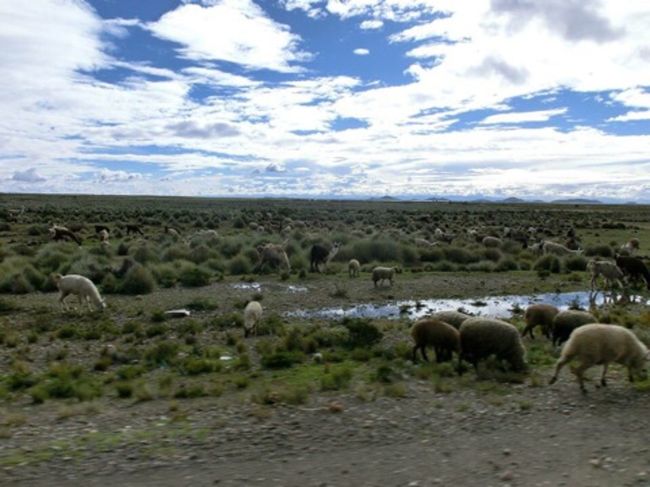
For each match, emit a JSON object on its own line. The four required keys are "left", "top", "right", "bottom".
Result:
{"left": 411, "top": 303, "right": 649, "bottom": 394}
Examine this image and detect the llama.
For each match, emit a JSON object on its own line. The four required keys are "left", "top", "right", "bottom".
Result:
{"left": 310, "top": 242, "right": 340, "bottom": 273}
{"left": 255, "top": 241, "right": 291, "bottom": 274}
{"left": 542, "top": 240, "right": 582, "bottom": 256}
{"left": 587, "top": 260, "right": 624, "bottom": 291}
{"left": 49, "top": 225, "right": 82, "bottom": 245}
{"left": 620, "top": 238, "right": 640, "bottom": 256}
{"left": 125, "top": 224, "right": 144, "bottom": 236}
{"left": 54, "top": 274, "right": 106, "bottom": 312}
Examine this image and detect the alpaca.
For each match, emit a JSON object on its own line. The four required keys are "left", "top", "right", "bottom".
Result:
{"left": 310, "top": 242, "right": 340, "bottom": 273}
{"left": 54, "top": 274, "right": 106, "bottom": 312}
{"left": 255, "top": 241, "right": 291, "bottom": 273}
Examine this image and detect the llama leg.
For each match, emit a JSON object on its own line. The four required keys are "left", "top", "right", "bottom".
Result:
{"left": 411, "top": 345, "right": 419, "bottom": 362}
{"left": 420, "top": 346, "right": 429, "bottom": 362}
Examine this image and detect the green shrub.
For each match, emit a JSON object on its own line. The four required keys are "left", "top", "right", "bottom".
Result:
{"left": 533, "top": 255, "right": 561, "bottom": 273}
{"left": 178, "top": 263, "right": 211, "bottom": 287}
{"left": 585, "top": 244, "right": 613, "bottom": 258}
{"left": 342, "top": 318, "right": 383, "bottom": 349}
{"left": 419, "top": 248, "right": 445, "bottom": 263}
{"left": 145, "top": 341, "right": 179, "bottom": 366}
{"left": 261, "top": 350, "right": 305, "bottom": 369}
{"left": 228, "top": 255, "right": 252, "bottom": 275}
{"left": 444, "top": 246, "right": 479, "bottom": 264}
{"left": 118, "top": 264, "right": 155, "bottom": 294}
{"left": 495, "top": 258, "right": 519, "bottom": 272}
{"left": 565, "top": 255, "right": 588, "bottom": 271}
{"left": 320, "top": 365, "right": 353, "bottom": 391}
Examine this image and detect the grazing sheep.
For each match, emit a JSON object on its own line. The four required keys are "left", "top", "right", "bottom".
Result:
{"left": 255, "top": 241, "right": 291, "bottom": 274}
{"left": 310, "top": 242, "right": 341, "bottom": 273}
{"left": 482, "top": 236, "right": 502, "bottom": 248}
{"left": 620, "top": 238, "right": 640, "bottom": 256}
{"left": 243, "top": 301, "right": 263, "bottom": 338}
{"left": 54, "top": 274, "right": 106, "bottom": 312}
{"left": 549, "top": 324, "right": 649, "bottom": 393}
{"left": 372, "top": 266, "right": 399, "bottom": 288}
{"left": 411, "top": 319, "right": 460, "bottom": 363}
{"left": 615, "top": 255, "right": 650, "bottom": 289}
{"left": 49, "top": 225, "right": 82, "bottom": 245}
{"left": 587, "top": 260, "right": 624, "bottom": 291}
{"left": 348, "top": 259, "right": 360, "bottom": 278}
{"left": 165, "top": 226, "right": 180, "bottom": 238}
{"left": 542, "top": 240, "right": 582, "bottom": 256}
{"left": 98, "top": 229, "right": 109, "bottom": 243}
{"left": 459, "top": 318, "right": 527, "bottom": 373}
{"left": 125, "top": 224, "right": 144, "bottom": 236}
{"left": 428, "top": 310, "right": 472, "bottom": 330}
{"left": 94, "top": 225, "right": 110, "bottom": 234}
{"left": 522, "top": 303, "right": 559, "bottom": 339}
{"left": 552, "top": 310, "right": 597, "bottom": 346}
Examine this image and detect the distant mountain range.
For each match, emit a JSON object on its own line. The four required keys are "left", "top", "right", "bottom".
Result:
{"left": 376, "top": 195, "right": 610, "bottom": 204}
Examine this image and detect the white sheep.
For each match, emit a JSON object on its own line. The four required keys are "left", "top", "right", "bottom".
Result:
{"left": 348, "top": 259, "right": 361, "bottom": 278}
{"left": 98, "top": 229, "right": 109, "bottom": 243}
{"left": 549, "top": 324, "right": 649, "bottom": 393}
{"left": 372, "top": 266, "right": 399, "bottom": 287}
{"left": 243, "top": 301, "right": 263, "bottom": 337}
{"left": 54, "top": 274, "right": 106, "bottom": 312}
{"left": 587, "top": 260, "right": 624, "bottom": 291}
{"left": 542, "top": 240, "right": 582, "bottom": 256}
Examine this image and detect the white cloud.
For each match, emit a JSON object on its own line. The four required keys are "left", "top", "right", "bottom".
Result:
{"left": 11, "top": 168, "right": 46, "bottom": 183}
{"left": 97, "top": 168, "right": 144, "bottom": 182}
{"left": 360, "top": 19, "right": 383, "bottom": 29}
{"left": 480, "top": 108, "right": 567, "bottom": 124}
{"left": 608, "top": 110, "right": 650, "bottom": 122}
{"left": 353, "top": 48, "right": 370, "bottom": 55}
{"left": 147, "top": 0, "right": 310, "bottom": 72}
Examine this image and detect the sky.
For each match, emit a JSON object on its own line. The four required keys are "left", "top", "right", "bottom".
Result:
{"left": 1, "top": 0, "right": 650, "bottom": 201}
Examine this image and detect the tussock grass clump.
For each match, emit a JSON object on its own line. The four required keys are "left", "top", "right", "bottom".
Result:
{"left": 178, "top": 262, "right": 211, "bottom": 287}
{"left": 342, "top": 318, "right": 383, "bottom": 349}
{"left": 534, "top": 255, "right": 562, "bottom": 273}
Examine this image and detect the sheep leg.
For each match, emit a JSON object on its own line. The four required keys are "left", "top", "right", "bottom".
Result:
{"left": 599, "top": 364, "right": 609, "bottom": 387}
{"left": 573, "top": 361, "right": 591, "bottom": 393}
{"left": 59, "top": 291, "right": 69, "bottom": 310}
{"left": 549, "top": 355, "right": 571, "bottom": 385}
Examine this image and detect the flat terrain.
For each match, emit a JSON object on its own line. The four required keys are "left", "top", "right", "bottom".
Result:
{"left": 1, "top": 195, "right": 650, "bottom": 486}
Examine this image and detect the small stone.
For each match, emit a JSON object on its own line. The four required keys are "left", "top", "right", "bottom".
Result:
{"left": 500, "top": 470, "right": 514, "bottom": 481}
{"left": 503, "top": 448, "right": 511, "bottom": 456}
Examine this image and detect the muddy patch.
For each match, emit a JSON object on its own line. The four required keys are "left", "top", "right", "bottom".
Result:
{"left": 287, "top": 291, "right": 649, "bottom": 321}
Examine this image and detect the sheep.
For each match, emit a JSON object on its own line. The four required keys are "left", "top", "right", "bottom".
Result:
{"left": 372, "top": 266, "right": 399, "bottom": 287}
{"left": 98, "top": 229, "right": 109, "bottom": 243}
{"left": 165, "top": 226, "right": 180, "bottom": 238}
{"left": 459, "top": 318, "right": 527, "bottom": 373}
{"left": 620, "top": 238, "right": 640, "bottom": 256}
{"left": 482, "top": 236, "right": 502, "bottom": 248}
{"left": 49, "top": 225, "right": 82, "bottom": 245}
{"left": 54, "top": 274, "right": 106, "bottom": 312}
{"left": 255, "top": 241, "right": 291, "bottom": 274}
{"left": 549, "top": 324, "right": 649, "bottom": 393}
{"left": 542, "top": 240, "right": 582, "bottom": 256}
{"left": 428, "top": 310, "right": 472, "bottom": 329}
{"left": 615, "top": 255, "right": 650, "bottom": 289}
{"left": 522, "top": 303, "right": 559, "bottom": 339}
{"left": 310, "top": 242, "right": 340, "bottom": 273}
{"left": 410, "top": 319, "right": 460, "bottom": 363}
{"left": 348, "top": 258, "right": 360, "bottom": 278}
{"left": 587, "top": 260, "right": 624, "bottom": 291}
{"left": 552, "top": 310, "right": 597, "bottom": 346}
{"left": 243, "top": 301, "right": 263, "bottom": 338}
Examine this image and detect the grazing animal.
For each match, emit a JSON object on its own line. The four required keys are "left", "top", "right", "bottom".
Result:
{"left": 54, "top": 274, "right": 106, "bottom": 312}
{"left": 414, "top": 238, "right": 440, "bottom": 248}
{"left": 615, "top": 255, "right": 650, "bottom": 289}
{"left": 94, "top": 225, "right": 110, "bottom": 234}
{"left": 125, "top": 224, "right": 144, "bottom": 236}
{"left": 552, "top": 310, "right": 596, "bottom": 346}
{"left": 620, "top": 238, "right": 640, "bottom": 256}
{"left": 542, "top": 240, "right": 582, "bottom": 256}
{"left": 310, "top": 242, "right": 341, "bottom": 273}
{"left": 165, "top": 226, "right": 180, "bottom": 238}
{"left": 243, "top": 301, "right": 263, "bottom": 338}
{"left": 565, "top": 237, "right": 581, "bottom": 251}
{"left": 522, "top": 303, "right": 559, "bottom": 339}
{"left": 459, "top": 318, "right": 527, "bottom": 373}
{"left": 428, "top": 310, "right": 472, "bottom": 329}
{"left": 49, "top": 225, "right": 82, "bottom": 245}
{"left": 348, "top": 259, "right": 360, "bottom": 278}
{"left": 529, "top": 241, "right": 544, "bottom": 255}
{"left": 482, "top": 236, "right": 502, "bottom": 248}
{"left": 98, "top": 229, "right": 109, "bottom": 243}
{"left": 372, "top": 266, "right": 399, "bottom": 288}
{"left": 587, "top": 260, "right": 624, "bottom": 291}
{"left": 411, "top": 319, "right": 460, "bottom": 363}
{"left": 255, "top": 241, "right": 291, "bottom": 273}
{"left": 549, "top": 324, "right": 649, "bottom": 393}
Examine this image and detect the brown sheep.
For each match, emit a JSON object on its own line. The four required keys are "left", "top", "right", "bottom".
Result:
{"left": 522, "top": 303, "right": 559, "bottom": 339}
{"left": 411, "top": 319, "right": 460, "bottom": 363}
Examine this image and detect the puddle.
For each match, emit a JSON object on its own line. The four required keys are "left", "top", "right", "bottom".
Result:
{"left": 231, "top": 282, "right": 308, "bottom": 293}
{"left": 287, "top": 291, "right": 649, "bottom": 321}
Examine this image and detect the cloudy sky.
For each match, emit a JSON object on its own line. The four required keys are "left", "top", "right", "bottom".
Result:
{"left": 1, "top": 0, "right": 650, "bottom": 201}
